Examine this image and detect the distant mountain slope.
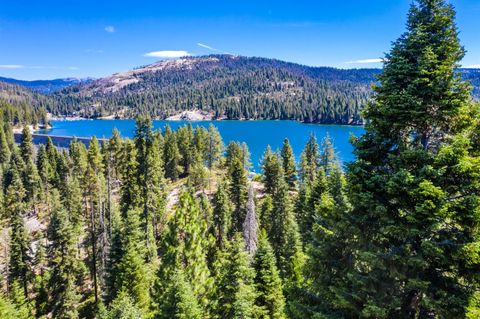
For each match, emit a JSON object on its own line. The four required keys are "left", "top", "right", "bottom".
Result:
{"left": 50, "top": 55, "right": 480, "bottom": 123}
{"left": 0, "top": 81, "right": 50, "bottom": 124}
{"left": 0, "top": 76, "right": 91, "bottom": 94}
{"left": 0, "top": 81, "right": 54, "bottom": 108}
{"left": 2, "top": 55, "right": 478, "bottom": 124}
{"left": 52, "top": 55, "right": 376, "bottom": 124}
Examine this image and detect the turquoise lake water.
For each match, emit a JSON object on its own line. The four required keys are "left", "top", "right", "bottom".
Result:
{"left": 41, "top": 120, "right": 365, "bottom": 172}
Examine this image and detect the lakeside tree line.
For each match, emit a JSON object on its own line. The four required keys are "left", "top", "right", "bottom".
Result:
{"left": 1, "top": 0, "right": 480, "bottom": 318}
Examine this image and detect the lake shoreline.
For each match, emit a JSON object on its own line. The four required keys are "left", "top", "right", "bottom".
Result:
{"left": 48, "top": 115, "right": 365, "bottom": 127}
{"left": 37, "top": 119, "right": 365, "bottom": 171}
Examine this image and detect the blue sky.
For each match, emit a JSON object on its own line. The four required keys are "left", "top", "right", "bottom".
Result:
{"left": 0, "top": 0, "right": 479, "bottom": 80}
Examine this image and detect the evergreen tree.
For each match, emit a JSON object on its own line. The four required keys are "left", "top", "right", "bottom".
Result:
{"left": 298, "top": 133, "right": 319, "bottom": 186}
{"left": 309, "top": 1, "right": 480, "bottom": 317}
{"left": 157, "top": 268, "right": 203, "bottom": 319}
{"left": 114, "top": 208, "right": 151, "bottom": 315}
{"left": 5, "top": 168, "right": 31, "bottom": 298}
{"left": 47, "top": 190, "right": 81, "bottom": 319}
{"left": 84, "top": 137, "right": 105, "bottom": 303}
{"left": 280, "top": 138, "right": 296, "bottom": 189}
{"left": 0, "top": 281, "right": 31, "bottom": 319}
{"left": 228, "top": 156, "right": 248, "bottom": 234}
{"left": 33, "top": 237, "right": 49, "bottom": 317}
{"left": 269, "top": 173, "right": 305, "bottom": 286}
{"left": 319, "top": 133, "right": 337, "bottom": 176}
{"left": 163, "top": 125, "right": 181, "bottom": 181}
{"left": 19, "top": 127, "right": 34, "bottom": 165}
{"left": 104, "top": 290, "right": 144, "bottom": 319}
{"left": 212, "top": 182, "right": 232, "bottom": 248}
{"left": 119, "top": 140, "right": 140, "bottom": 215}
{"left": 156, "top": 191, "right": 211, "bottom": 312}
{"left": 134, "top": 116, "right": 165, "bottom": 261}
{"left": 176, "top": 124, "right": 195, "bottom": 175}
{"left": 0, "top": 126, "right": 11, "bottom": 165}
{"left": 205, "top": 124, "right": 224, "bottom": 169}
{"left": 261, "top": 146, "right": 283, "bottom": 196}
{"left": 212, "top": 233, "right": 258, "bottom": 319}
{"left": 298, "top": 169, "right": 330, "bottom": 242}
{"left": 253, "top": 232, "right": 286, "bottom": 319}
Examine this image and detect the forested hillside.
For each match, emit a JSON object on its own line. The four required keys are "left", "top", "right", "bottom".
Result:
{"left": 1, "top": 57, "right": 479, "bottom": 125}
{"left": 0, "top": 82, "right": 49, "bottom": 126}
{"left": 0, "top": 77, "right": 91, "bottom": 94}
{"left": 51, "top": 56, "right": 374, "bottom": 123}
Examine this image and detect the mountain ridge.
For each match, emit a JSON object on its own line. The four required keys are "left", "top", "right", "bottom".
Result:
{"left": 1, "top": 55, "right": 479, "bottom": 124}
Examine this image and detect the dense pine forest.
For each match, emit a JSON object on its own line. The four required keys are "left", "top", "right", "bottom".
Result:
{"left": 1, "top": 0, "right": 480, "bottom": 318}
{"left": 1, "top": 58, "right": 479, "bottom": 125}
{"left": 47, "top": 57, "right": 480, "bottom": 123}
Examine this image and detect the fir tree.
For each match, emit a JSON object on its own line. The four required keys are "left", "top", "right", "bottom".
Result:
{"left": 156, "top": 191, "right": 211, "bottom": 312}
{"left": 253, "top": 232, "right": 286, "bottom": 319}
{"left": 309, "top": 1, "right": 480, "bottom": 317}
{"left": 115, "top": 208, "right": 151, "bottom": 315}
{"left": 47, "top": 190, "right": 81, "bottom": 319}
{"left": 319, "top": 133, "right": 337, "bottom": 176}
{"left": 105, "top": 290, "right": 144, "bottom": 319}
{"left": 5, "top": 168, "right": 31, "bottom": 298}
{"left": 228, "top": 156, "right": 248, "bottom": 234}
{"left": 298, "top": 133, "right": 319, "bottom": 186}
{"left": 212, "top": 182, "right": 232, "bottom": 248}
{"left": 212, "top": 233, "right": 258, "bottom": 319}
{"left": 269, "top": 172, "right": 305, "bottom": 286}
{"left": 157, "top": 268, "right": 203, "bottom": 319}
{"left": 261, "top": 146, "right": 283, "bottom": 196}
{"left": 0, "top": 126, "right": 11, "bottom": 165}
{"left": 205, "top": 124, "right": 224, "bottom": 169}
{"left": 0, "top": 281, "right": 31, "bottom": 319}
{"left": 134, "top": 116, "right": 165, "bottom": 261}
{"left": 280, "top": 138, "right": 296, "bottom": 189}
{"left": 163, "top": 125, "right": 181, "bottom": 181}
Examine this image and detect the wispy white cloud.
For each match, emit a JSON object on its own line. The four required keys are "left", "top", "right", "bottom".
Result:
{"left": 104, "top": 26, "right": 115, "bottom": 33}
{"left": 196, "top": 42, "right": 232, "bottom": 55}
{"left": 0, "top": 64, "right": 25, "bottom": 69}
{"left": 345, "top": 58, "right": 383, "bottom": 64}
{"left": 144, "top": 50, "right": 191, "bottom": 58}
{"left": 197, "top": 43, "right": 216, "bottom": 51}
{"left": 464, "top": 64, "right": 480, "bottom": 69}
{"left": 0, "top": 65, "right": 79, "bottom": 70}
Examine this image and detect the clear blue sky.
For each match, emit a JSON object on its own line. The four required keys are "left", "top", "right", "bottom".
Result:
{"left": 0, "top": 0, "right": 479, "bottom": 80}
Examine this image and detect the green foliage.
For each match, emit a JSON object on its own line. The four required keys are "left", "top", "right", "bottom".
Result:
{"left": 115, "top": 209, "right": 152, "bottom": 316}
{"left": 280, "top": 138, "right": 297, "bottom": 189}
{"left": 157, "top": 268, "right": 203, "bottom": 319}
{"left": 253, "top": 232, "right": 286, "bottom": 319}
{"left": 212, "top": 233, "right": 258, "bottom": 319}
{"left": 0, "top": 282, "right": 32, "bottom": 319}
{"left": 103, "top": 290, "right": 144, "bottom": 319}
{"left": 47, "top": 190, "right": 82, "bottom": 319}
{"left": 5, "top": 167, "right": 31, "bottom": 298}
{"left": 299, "top": 133, "right": 319, "bottom": 186}
{"left": 212, "top": 182, "right": 233, "bottom": 248}
{"left": 156, "top": 191, "right": 212, "bottom": 313}
{"left": 228, "top": 154, "right": 248, "bottom": 235}
{"left": 307, "top": 1, "right": 480, "bottom": 317}
{"left": 163, "top": 125, "right": 181, "bottom": 181}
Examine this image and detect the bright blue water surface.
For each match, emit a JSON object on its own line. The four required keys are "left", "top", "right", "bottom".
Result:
{"left": 41, "top": 120, "right": 365, "bottom": 172}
